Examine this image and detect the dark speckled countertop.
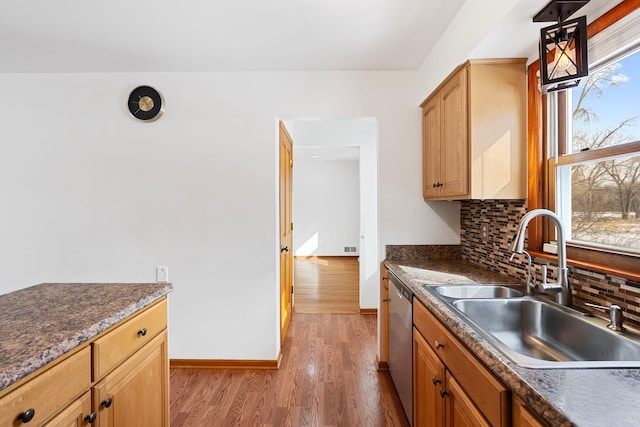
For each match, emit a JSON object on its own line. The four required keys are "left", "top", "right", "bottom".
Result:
{"left": 387, "top": 259, "right": 640, "bottom": 427}
{"left": 0, "top": 282, "right": 173, "bottom": 392}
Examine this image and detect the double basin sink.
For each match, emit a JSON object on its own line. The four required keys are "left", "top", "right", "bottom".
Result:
{"left": 424, "top": 284, "right": 640, "bottom": 368}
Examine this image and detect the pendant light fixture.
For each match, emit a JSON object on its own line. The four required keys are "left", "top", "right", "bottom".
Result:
{"left": 534, "top": 0, "right": 590, "bottom": 93}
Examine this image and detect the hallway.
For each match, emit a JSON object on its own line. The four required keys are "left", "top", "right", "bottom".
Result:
{"left": 294, "top": 256, "right": 360, "bottom": 314}
{"left": 170, "top": 313, "right": 409, "bottom": 426}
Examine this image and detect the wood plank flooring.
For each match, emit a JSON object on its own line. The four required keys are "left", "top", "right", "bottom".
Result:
{"left": 294, "top": 256, "right": 359, "bottom": 314}
{"left": 170, "top": 313, "right": 409, "bottom": 426}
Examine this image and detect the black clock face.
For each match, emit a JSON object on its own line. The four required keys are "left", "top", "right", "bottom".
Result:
{"left": 128, "top": 86, "right": 164, "bottom": 121}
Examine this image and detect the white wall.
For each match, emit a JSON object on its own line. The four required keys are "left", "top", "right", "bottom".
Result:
{"left": 293, "top": 159, "right": 360, "bottom": 257}
{"left": 0, "top": 71, "right": 460, "bottom": 360}
{"left": 416, "top": 0, "right": 522, "bottom": 103}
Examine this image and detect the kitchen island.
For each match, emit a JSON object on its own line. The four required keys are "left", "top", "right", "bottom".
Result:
{"left": 0, "top": 282, "right": 172, "bottom": 426}
{"left": 387, "top": 259, "right": 640, "bottom": 426}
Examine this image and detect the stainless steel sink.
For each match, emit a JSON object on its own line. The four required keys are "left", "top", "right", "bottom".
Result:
{"left": 434, "top": 285, "right": 523, "bottom": 299}
{"left": 423, "top": 285, "right": 640, "bottom": 368}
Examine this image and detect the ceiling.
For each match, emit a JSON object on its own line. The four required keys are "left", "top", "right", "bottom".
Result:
{"left": 0, "top": 0, "right": 464, "bottom": 73}
{"left": 295, "top": 146, "right": 360, "bottom": 162}
{"left": 0, "top": 0, "right": 620, "bottom": 73}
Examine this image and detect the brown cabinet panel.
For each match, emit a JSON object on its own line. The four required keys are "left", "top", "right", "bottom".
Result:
{"left": 94, "top": 331, "right": 169, "bottom": 427}
{"left": 413, "top": 299, "right": 510, "bottom": 427}
{"left": 421, "top": 59, "right": 526, "bottom": 201}
{"left": 93, "top": 299, "right": 167, "bottom": 379}
{"left": 414, "top": 328, "right": 445, "bottom": 427}
{"left": 513, "top": 396, "right": 547, "bottom": 427}
{"left": 43, "top": 391, "right": 93, "bottom": 427}
{"left": 446, "top": 374, "right": 491, "bottom": 427}
{"left": 0, "top": 347, "right": 91, "bottom": 427}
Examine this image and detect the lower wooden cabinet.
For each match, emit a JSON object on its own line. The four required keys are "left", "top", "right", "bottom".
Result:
{"left": 413, "top": 328, "right": 444, "bottom": 426}
{"left": 0, "top": 298, "right": 169, "bottom": 427}
{"left": 379, "top": 264, "right": 390, "bottom": 369}
{"left": 43, "top": 391, "right": 94, "bottom": 427}
{"left": 513, "top": 396, "right": 547, "bottom": 427}
{"left": 413, "top": 299, "right": 509, "bottom": 427}
{"left": 446, "top": 374, "right": 490, "bottom": 427}
{"left": 94, "top": 331, "right": 169, "bottom": 427}
{"left": 0, "top": 347, "right": 91, "bottom": 427}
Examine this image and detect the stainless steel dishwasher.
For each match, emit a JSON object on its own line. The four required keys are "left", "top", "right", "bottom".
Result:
{"left": 388, "top": 271, "right": 413, "bottom": 425}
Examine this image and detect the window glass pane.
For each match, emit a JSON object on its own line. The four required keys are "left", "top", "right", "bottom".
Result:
{"left": 571, "top": 50, "right": 640, "bottom": 154}
{"left": 566, "top": 153, "right": 640, "bottom": 252}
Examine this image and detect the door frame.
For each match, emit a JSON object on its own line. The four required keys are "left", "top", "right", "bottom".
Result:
{"left": 279, "top": 121, "right": 294, "bottom": 346}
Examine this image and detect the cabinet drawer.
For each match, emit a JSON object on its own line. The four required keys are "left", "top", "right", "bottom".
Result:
{"left": 414, "top": 300, "right": 510, "bottom": 427}
{"left": 0, "top": 346, "right": 91, "bottom": 427}
{"left": 93, "top": 299, "right": 167, "bottom": 379}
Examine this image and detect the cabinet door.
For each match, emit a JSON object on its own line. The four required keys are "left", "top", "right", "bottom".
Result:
{"left": 422, "top": 95, "right": 442, "bottom": 199}
{"left": 440, "top": 69, "right": 468, "bottom": 198}
{"left": 43, "top": 391, "right": 94, "bottom": 427}
{"left": 446, "top": 374, "right": 490, "bottom": 427}
{"left": 513, "top": 397, "right": 547, "bottom": 427}
{"left": 414, "top": 328, "right": 445, "bottom": 427}
{"left": 94, "top": 331, "right": 169, "bottom": 427}
{"left": 379, "top": 265, "right": 390, "bottom": 367}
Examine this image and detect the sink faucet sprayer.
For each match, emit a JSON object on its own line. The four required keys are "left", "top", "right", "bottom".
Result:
{"left": 509, "top": 209, "right": 571, "bottom": 307}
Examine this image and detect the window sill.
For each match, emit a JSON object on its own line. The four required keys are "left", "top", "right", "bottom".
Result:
{"left": 529, "top": 250, "right": 640, "bottom": 283}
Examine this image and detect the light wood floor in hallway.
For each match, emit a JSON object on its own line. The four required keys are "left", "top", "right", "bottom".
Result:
{"left": 170, "top": 313, "right": 409, "bottom": 427}
{"left": 294, "top": 256, "right": 359, "bottom": 314}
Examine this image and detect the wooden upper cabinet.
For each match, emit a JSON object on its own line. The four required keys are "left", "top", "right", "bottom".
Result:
{"left": 422, "top": 95, "right": 442, "bottom": 199}
{"left": 421, "top": 59, "right": 527, "bottom": 201}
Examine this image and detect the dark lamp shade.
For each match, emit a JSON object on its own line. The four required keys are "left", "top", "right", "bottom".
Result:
{"left": 539, "top": 15, "right": 588, "bottom": 93}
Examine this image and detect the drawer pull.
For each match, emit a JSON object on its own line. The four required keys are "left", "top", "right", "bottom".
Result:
{"left": 440, "top": 389, "right": 449, "bottom": 398}
{"left": 435, "top": 340, "right": 444, "bottom": 349}
{"left": 432, "top": 377, "right": 441, "bottom": 386}
{"left": 18, "top": 408, "right": 35, "bottom": 423}
{"left": 101, "top": 397, "right": 113, "bottom": 408}
{"left": 138, "top": 328, "right": 148, "bottom": 337}
{"left": 85, "top": 412, "right": 97, "bottom": 423}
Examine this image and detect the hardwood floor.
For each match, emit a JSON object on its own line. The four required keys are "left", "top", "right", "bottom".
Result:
{"left": 170, "top": 313, "right": 409, "bottom": 426}
{"left": 294, "top": 256, "right": 359, "bottom": 314}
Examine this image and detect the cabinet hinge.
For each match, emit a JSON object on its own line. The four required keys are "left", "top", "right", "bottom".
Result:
{"left": 291, "top": 222, "right": 294, "bottom": 231}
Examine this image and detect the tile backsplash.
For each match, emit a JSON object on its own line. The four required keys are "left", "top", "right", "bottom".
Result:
{"left": 460, "top": 199, "right": 640, "bottom": 327}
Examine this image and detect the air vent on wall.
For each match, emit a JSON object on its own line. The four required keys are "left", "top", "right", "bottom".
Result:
{"left": 344, "top": 246, "right": 357, "bottom": 253}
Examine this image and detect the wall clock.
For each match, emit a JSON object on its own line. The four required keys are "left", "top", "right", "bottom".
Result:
{"left": 127, "top": 86, "right": 164, "bottom": 122}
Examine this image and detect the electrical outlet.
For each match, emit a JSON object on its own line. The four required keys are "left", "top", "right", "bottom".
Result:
{"left": 481, "top": 224, "right": 489, "bottom": 241}
{"left": 156, "top": 266, "right": 169, "bottom": 283}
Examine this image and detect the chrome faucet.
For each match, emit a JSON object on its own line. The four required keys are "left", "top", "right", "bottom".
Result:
{"left": 509, "top": 209, "right": 571, "bottom": 306}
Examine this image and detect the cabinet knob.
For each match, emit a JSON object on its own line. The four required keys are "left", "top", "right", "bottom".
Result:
{"left": 432, "top": 377, "right": 441, "bottom": 386}
{"left": 101, "top": 397, "right": 113, "bottom": 408}
{"left": 17, "top": 408, "right": 35, "bottom": 423}
{"left": 138, "top": 328, "right": 147, "bottom": 337}
{"left": 440, "top": 389, "right": 449, "bottom": 398}
{"left": 85, "top": 412, "right": 97, "bottom": 423}
{"left": 435, "top": 340, "right": 444, "bottom": 349}
{"left": 382, "top": 298, "right": 391, "bottom": 303}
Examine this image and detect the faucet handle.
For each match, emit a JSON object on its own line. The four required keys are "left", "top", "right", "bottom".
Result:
{"left": 535, "top": 265, "right": 562, "bottom": 294}
{"left": 585, "top": 303, "right": 626, "bottom": 332}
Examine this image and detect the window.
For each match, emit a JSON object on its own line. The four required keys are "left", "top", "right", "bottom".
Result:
{"left": 527, "top": 2, "right": 640, "bottom": 278}
{"left": 553, "top": 50, "right": 640, "bottom": 255}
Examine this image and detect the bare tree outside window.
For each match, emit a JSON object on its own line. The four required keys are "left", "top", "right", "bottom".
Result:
{"left": 568, "top": 57, "right": 640, "bottom": 251}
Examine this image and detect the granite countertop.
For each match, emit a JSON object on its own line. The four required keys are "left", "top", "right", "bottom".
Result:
{"left": 387, "top": 259, "right": 640, "bottom": 427}
{"left": 0, "top": 282, "right": 173, "bottom": 392}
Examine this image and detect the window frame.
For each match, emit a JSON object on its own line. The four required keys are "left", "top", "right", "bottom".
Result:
{"left": 527, "top": 0, "right": 640, "bottom": 281}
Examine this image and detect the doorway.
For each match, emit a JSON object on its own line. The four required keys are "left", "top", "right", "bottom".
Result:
{"left": 294, "top": 256, "right": 359, "bottom": 313}
{"left": 281, "top": 118, "right": 379, "bottom": 315}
